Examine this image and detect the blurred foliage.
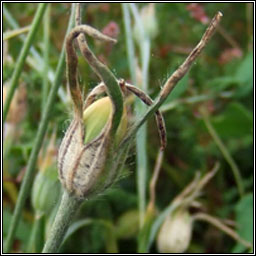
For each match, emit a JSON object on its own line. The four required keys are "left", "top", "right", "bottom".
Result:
{"left": 233, "top": 193, "right": 253, "bottom": 253}
{"left": 3, "top": 3, "right": 253, "bottom": 253}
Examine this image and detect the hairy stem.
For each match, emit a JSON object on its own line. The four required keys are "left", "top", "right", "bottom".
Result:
{"left": 42, "top": 191, "right": 82, "bottom": 253}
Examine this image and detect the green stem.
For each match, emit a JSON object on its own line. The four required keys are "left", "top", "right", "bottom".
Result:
{"left": 122, "top": 4, "right": 148, "bottom": 226}
{"left": 103, "top": 221, "right": 119, "bottom": 253}
{"left": 160, "top": 94, "right": 214, "bottom": 113}
{"left": 41, "top": 4, "right": 50, "bottom": 111}
{"left": 138, "top": 208, "right": 156, "bottom": 253}
{"left": 135, "top": 40, "right": 150, "bottom": 228}
{"left": 200, "top": 108, "right": 244, "bottom": 197}
{"left": 42, "top": 191, "right": 82, "bottom": 253}
{"left": 136, "top": 124, "right": 148, "bottom": 227}
{"left": 140, "top": 39, "right": 150, "bottom": 91}
{"left": 128, "top": 3, "right": 147, "bottom": 44}
{"left": 27, "top": 214, "right": 45, "bottom": 253}
{"left": 128, "top": 3, "right": 151, "bottom": 228}
{"left": 136, "top": 40, "right": 150, "bottom": 229}
{"left": 121, "top": 4, "right": 136, "bottom": 84}
{"left": 3, "top": 3, "right": 48, "bottom": 123}
{"left": 3, "top": 6, "right": 76, "bottom": 253}
{"left": 3, "top": 25, "right": 31, "bottom": 41}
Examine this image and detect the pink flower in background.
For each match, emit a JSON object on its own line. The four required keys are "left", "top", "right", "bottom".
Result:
{"left": 101, "top": 21, "right": 120, "bottom": 56}
{"left": 99, "top": 3, "right": 110, "bottom": 13}
{"left": 186, "top": 3, "right": 209, "bottom": 24}
{"left": 218, "top": 48, "right": 243, "bottom": 65}
{"left": 102, "top": 21, "right": 120, "bottom": 39}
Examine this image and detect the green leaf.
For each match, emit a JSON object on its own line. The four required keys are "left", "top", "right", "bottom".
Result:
{"left": 62, "top": 219, "right": 94, "bottom": 246}
{"left": 207, "top": 52, "right": 253, "bottom": 98}
{"left": 207, "top": 76, "right": 240, "bottom": 92}
{"left": 211, "top": 102, "right": 253, "bottom": 139}
{"left": 234, "top": 52, "right": 253, "bottom": 97}
{"left": 3, "top": 208, "right": 31, "bottom": 250}
{"left": 232, "top": 193, "right": 253, "bottom": 253}
{"left": 235, "top": 52, "right": 253, "bottom": 84}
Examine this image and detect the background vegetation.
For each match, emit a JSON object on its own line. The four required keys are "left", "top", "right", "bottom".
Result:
{"left": 3, "top": 3, "right": 253, "bottom": 253}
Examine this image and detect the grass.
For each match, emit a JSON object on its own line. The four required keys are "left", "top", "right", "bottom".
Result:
{"left": 3, "top": 4, "right": 76, "bottom": 252}
{"left": 3, "top": 3, "right": 253, "bottom": 254}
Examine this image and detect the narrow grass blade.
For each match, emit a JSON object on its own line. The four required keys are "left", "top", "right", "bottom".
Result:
{"left": 3, "top": 5, "right": 76, "bottom": 253}
{"left": 3, "top": 3, "right": 48, "bottom": 123}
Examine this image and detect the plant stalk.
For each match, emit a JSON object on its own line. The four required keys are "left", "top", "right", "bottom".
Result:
{"left": 121, "top": 4, "right": 136, "bottom": 84}
{"left": 128, "top": 3, "right": 151, "bottom": 228}
{"left": 41, "top": 4, "right": 50, "bottom": 111}
{"left": 27, "top": 214, "right": 45, "bottom": 253}
{"left": 42, "top": 191, "right": 82, "bottom": 253}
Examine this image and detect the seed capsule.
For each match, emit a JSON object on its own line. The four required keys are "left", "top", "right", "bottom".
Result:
{"left": 157, "top": 210, "right": 192, "bottom": 253}
{"left": 58, "top": 96, "right": 127, "bottom": 199}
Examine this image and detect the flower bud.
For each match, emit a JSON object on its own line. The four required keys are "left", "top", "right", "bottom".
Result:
{"left": 116, "top": 209, "right": 139, "bottom": 239}
{"left": 58, "top": 96, "right": 128, "bottom": 199}
{"left": 32, "top": 133, "right": 61, "bottom": 216}
{"left": 32, "top": 166, "right": 61, "bottom": 216}
{"left": 83, "top": 97, "right": 127, "bottom": 145}
{"left": 157, "top": 210, "right": 192, "bottom": 253}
